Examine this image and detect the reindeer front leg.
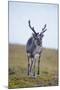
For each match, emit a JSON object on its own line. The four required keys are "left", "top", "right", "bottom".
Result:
{"left": 33, "top": 58, "right": 36, "bottom": 76}
{"left": 27, "top": 56, "right": 30, "bottom": 75}
{"left": 37, "top": 55, "right": 40, "bottom": 75}
{"left": 30, "top": 58, "right": 33, "bottom": 74}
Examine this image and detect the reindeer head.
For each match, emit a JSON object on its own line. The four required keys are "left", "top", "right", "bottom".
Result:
{"left": 28, "top": 20, "right": 47, "bottom": 46}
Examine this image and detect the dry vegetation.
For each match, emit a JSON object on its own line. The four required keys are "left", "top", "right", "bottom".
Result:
{"left": 8, "top": 44, "right": 58, "bottom": 88}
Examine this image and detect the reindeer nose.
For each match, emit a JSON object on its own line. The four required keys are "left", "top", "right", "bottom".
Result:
{"left": 37, "top": 40, "right": 40, "bottom": 45}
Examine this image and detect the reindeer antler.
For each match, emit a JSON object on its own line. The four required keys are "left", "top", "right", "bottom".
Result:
{"left": 28, "top": 20, "right": 37, "bottom": 35}
{"left": 40, "top": 24, "right": 47, "bottom": 36}
{"left": 42, "top": 24, "right": 46, "bottom": 31}
{"left": 42, "top": 24, "right": 47, "bottom": 33}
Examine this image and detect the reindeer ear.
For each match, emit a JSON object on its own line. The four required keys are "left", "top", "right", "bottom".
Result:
{"left": 32, "top": 33, "right": 37, "bottom": 39}
{"left": 40, "top": 33, "right": 44, "bottom": 37}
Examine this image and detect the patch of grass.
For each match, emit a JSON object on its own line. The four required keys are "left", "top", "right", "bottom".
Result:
{"left": 9, "top": 74, "right": 58, "bottom": 88}
{"left": 8, "top": 44, "right": 58, "bottom": 88}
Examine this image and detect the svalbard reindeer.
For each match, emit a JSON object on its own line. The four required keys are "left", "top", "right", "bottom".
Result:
{"left": 26, "top": 20, "right": 47, "bottom": 77}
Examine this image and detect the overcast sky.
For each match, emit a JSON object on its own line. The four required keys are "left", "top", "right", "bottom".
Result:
{"left": 9, "top": 2, "right": 58, "bottom": 49}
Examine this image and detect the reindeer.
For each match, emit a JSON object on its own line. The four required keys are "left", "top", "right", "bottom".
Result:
{"left": 26, "top": 20, "right": 47, "bottom": 77}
